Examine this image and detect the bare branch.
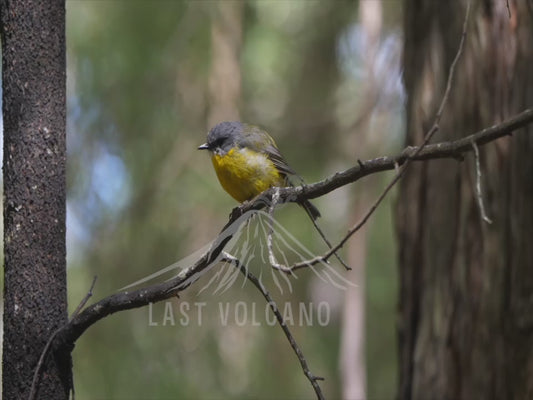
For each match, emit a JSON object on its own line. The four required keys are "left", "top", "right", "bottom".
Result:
{"left": 221, "top": 253, "right": 325, "bottom": 400}
{"left": 48, "top": 4, "right": 529, "bottom": 352}
{"left": 266, "top": 188, "right": 283, "bottom": 270}
{"left": 434, "top": 0, "right": 470, "bottom": 126}
{"left": 70, "top": 276, "right": 98, "bottom": 321}
{"left": 266, "top": 0, "right": 472, "bottom": 271}
{"left": 51, "top": 106, "right": 533, "bottom": 353}
{"left": 308, "top": 207, "right": 351, "bottom": 270}
{"left": 471, "top": 140, "right": 493, "bottom": 224}
{"left": 29, "top": 328, "right": 63, "bottom": 400}
{"left": 29, "top": 277, "right": 97, "bottom": 400}
{"left": 49, "top": 106, "right": 533, "bottom": 352}
{"left": 239, "top": 107, "right": 533, "bottom": 215}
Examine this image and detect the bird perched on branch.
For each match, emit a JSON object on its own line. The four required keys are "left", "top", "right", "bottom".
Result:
{"left": 198, "top": 121, "right": 320, "bottom": 220}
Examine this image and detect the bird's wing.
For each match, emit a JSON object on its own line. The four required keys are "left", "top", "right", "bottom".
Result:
{"left": 264, "top": 144, "right": 296, "bottom": 177}
{"left": 241, "top": 124, "right": 297, "bottom": 177}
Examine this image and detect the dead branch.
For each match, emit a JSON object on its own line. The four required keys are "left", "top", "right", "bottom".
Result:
{"left": 222, "top": 253, "right": 325, "bottom": 400}
{"left": 265, "top": 0, "right": 471, "bottom": 271}
{"left": 471, "top": 140, "right": 493, "bottom": 224}
{"left": 52, "top": 106, "right": 533, "bottom": 351}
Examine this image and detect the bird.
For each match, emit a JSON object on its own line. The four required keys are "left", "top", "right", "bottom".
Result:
{"left": 198, "top": 121, "right": 320, "bottom": 220}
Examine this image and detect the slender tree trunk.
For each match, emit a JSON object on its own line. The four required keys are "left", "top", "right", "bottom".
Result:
{"left": 340, "top": 199, "right": 368, "bottom": 400}
{"left": 1, "top": 0, "right": 70, "bottom": 398}
{"left": 397, "top": 1, "right": 533, "bottom": 399}
{"left": 340, "top": 2, "right": 384, "bottom": 398}
{"left": 207, "top": 0, "right": 242, "bottom": 127}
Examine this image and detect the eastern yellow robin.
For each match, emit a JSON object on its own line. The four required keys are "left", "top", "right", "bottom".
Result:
{"left": 198, "top": 121, "right": 320, "bottom": 220}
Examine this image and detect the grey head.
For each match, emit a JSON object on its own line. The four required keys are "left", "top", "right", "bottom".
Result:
{"left": 198, "top": 121, "right": 244, "bottom": 155}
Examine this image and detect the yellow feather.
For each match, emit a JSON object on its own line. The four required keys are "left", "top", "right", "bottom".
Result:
{"left": 211, "top": 148, "right": 284, "bottom": 202}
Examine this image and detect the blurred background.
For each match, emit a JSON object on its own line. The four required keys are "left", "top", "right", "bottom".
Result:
{"left": 65, "top": 1, "right": 405, "bottom": 398}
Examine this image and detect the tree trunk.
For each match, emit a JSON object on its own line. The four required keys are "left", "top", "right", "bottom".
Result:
{"left": 1, "top": 0, "right": 70, "bottom": 398}
{"left": 207, "top": 0, "right": 242, "bottom": 127}
{"left": 397, "top": 1, "right": 533, "bottom": 399}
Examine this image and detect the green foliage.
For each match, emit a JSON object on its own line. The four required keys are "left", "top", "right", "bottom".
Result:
{"left": 66, "top": 1, "right": 402, "bottom": 398}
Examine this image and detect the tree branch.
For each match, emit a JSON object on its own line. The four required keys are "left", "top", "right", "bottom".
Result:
{"left": 222, "top": 253, "right": 325, "bottom": 400}
{"left": 53, "top": 106, "right": 533, "bottom": 351}
{"left": 239, "top": 107, "right": 533, "bottom": 215}
{"left": 471, "top": 140, "right": 493, "bottom": 224}
{"left": 260, "top": 0, "right": 471, "bottom": 271}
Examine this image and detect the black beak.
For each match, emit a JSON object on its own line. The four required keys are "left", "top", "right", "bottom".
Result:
{"left": 198, "top": 143, "right": 210, "bottom": 150}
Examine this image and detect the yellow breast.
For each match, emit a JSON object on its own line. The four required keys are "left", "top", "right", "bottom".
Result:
{"left": 211, "top": 147, "right": 285, "bottom": 202}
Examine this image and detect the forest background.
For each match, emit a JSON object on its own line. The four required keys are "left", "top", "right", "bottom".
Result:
{"left": 61, "top": 1, "right": 402, "bottom": 398}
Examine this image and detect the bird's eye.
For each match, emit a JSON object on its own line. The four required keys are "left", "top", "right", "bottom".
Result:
{"left": 211, "top": 137, "right": 226, "bottom": 149}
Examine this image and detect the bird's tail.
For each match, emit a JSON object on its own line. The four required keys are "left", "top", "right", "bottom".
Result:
{"left": 300, "top": 199, "right": 321, "bottom": 221}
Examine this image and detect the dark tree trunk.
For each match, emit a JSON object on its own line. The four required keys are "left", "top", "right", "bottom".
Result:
{"left": 1, "top": 0, "right": 70, "bottom": 398}
{"left": 397, "top": 1, "right": 533, "bottom": 399}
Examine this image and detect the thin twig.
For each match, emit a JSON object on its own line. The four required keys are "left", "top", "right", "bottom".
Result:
{"left": 29, "top": 277, "right": 98, "bottom": 400}
{"left": 274, "top": 1, "right": 472, "bottom": 272}
{"left": 265, "top": 189, "right": 287, "bottom": 271}
{"left": 265, "top": 188, "right": 349, "bottom": 274}
{"left": 28, "top": 327, "right": 63, "bottom": 400}
{"left": 268, "top": 185, "right": 351, "bottom": 273}
{"left": 70, "top": 276, "right": 98, "bottom": 321}
{"left": 222, "top": 253, "right": 325, "bottom": 400}
{"left": 471, "top": 140, "right": 493, "bottom": 224}
{"left": 265, "top": 188, "right": 286, "bottom": 271}
{"left": 308, "top": 214, "right": 351, "bottom": 270}
{"left": 433, "top": 0, "right": 471, "bottom": 124}
{"left": 394, "top": 161, "right": 400, "bottom": 174}
{"left": 506, "top": 0, "right": 511, "bottom": 19}
{"left": 286, "top": 170, "right": 405, "bottom": 271}
{"left": 299, "top": 182, "right": 351, "bottom": 270}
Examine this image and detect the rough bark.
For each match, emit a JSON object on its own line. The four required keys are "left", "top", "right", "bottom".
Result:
{"left": 1, "top": 0, "right": 70, "bottom": 398}
{"left": 397, "top": 1, "right": 533, "bottom": 399}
